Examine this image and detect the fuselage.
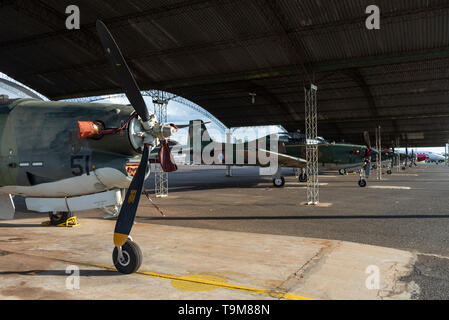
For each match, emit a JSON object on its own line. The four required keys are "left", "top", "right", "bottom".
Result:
{"left": 419, "top": 152, "right": 445, "bottom": 162}
{"left": 0, "top": 98, "right": 142, "bottom": 197}
{"left": 284, "top": 142, "right": 366, "bottom": 169}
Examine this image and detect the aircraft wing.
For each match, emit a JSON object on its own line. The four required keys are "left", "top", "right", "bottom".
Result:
{"left": 259, "top": 149, "right": 307, "bottom": 168}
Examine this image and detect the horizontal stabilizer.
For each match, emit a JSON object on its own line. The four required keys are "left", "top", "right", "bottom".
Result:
{"left": 258, "top": 148, "right": 308, "bottom": 168}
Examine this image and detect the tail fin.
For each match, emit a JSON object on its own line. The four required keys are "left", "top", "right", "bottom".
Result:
{"left": 187, "top": 120, "right": 213, "bottom": 147}
{"left": 186, "top": 120, "right": 214, "bottom": 164}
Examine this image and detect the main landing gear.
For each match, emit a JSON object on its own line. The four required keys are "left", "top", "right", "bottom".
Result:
{"left": 298, "top": 173, "right": 308, "bottom": 183}
{"left": 358, "top": 179, "right": 367, "bottom": 188}
{"left": 113, "top": 238, "right": 143, "bottom": 274}
{"left": 48, "top": 211, "right": 73, "bottom": 226}
{"left": 272, "top": 167, "right": 285, "bottom": 188}
{"left": 338, "top": 169, "right": 347, "bottom": 176}
{"left": 297, "top": 168, "right": 308, "bottom": 182}
{"left": 273, "top": 176, "right": 285, "bottom": 188}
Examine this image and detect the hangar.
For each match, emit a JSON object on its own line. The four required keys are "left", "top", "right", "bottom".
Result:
{"left": 2, "top": 1, "right": 449, "bottom": 302}
{"left": 1, "top": 0, "right": 449, "bottom": 146}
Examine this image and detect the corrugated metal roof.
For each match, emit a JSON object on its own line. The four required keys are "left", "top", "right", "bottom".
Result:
{"left": 1, "top": 0, "right": 449, "bottom": 145}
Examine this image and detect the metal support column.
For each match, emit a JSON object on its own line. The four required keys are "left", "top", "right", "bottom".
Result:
{"left": 396, "top": 138, "right": 401, "bottom": 173}
{"left": 375, "top": 126, "right": 382, "bottom": 180}
{"left": 446, "top": 142, "right": 449, "bottom": 166}
{"left": 153, "top": 91, "right": 169, "bottom": 198}
{"left": 405, "top": 147, "right": 409, "bottom": 168}
{"left": 305, "top": 84, "right": 319, "bottom": 205}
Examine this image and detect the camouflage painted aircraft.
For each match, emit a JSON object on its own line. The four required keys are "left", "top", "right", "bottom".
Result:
{"left": 0, "top": 21, "right": 179, "bottom": 274}
{"left": 180, "top": 120, "right": 370, "bottom": 187}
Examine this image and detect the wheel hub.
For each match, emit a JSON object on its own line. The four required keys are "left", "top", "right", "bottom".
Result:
{"left": 118, "top": 251, "right": 130, "bottom": 266}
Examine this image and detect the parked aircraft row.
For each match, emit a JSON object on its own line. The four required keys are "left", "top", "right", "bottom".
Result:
{"left": 0, "top": 20, "right": 439, "bottom": 275}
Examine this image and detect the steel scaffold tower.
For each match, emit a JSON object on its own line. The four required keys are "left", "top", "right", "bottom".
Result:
{"left": 151, "top": 91, "right": 170, "bottom": 198}
{"left": 226, "top": 129, "right": 232, "bottom": 177}
{"left": 305, "top": 84, "right": 319, "bottom": 205}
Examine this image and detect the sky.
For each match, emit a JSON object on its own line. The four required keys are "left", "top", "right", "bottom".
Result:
{"left": 0, "top": 71, "right": 447, "bottom": 153}
{"left": 101, "top": 94, "right": 284, "bottom": 145}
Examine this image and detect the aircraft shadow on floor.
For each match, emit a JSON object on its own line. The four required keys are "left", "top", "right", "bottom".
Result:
{"left": 0, "top": 269, "right": 117, "bottom": 277}
{"left": 138, "top": 214, "right": 449, "bottom": 221}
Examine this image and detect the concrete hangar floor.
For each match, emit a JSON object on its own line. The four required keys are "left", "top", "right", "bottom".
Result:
{"left": 1, "top": 164, "right": 448, "bottom": 300}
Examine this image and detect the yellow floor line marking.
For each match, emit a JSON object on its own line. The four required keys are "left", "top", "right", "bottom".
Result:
{"left": 368, "top": 186, "right": 411, "bottom": 190}
{"left": 1, "top": 249, "right": 314, "bottom": 300}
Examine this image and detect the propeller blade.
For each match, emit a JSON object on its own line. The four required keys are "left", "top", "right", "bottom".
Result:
{"left": 96, "top": 20, "right": 151, "bottom": 122}
{"left": 113, "top": 144, "right": 150, "bottom": 247}
{"left": 363, "top": 131, "right": 371, "bottom": 149}
{"left": 158, "top": 140, "right": 178, "bottom": 172}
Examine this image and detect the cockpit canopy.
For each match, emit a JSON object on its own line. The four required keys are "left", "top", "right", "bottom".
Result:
{"left": 278, "top": 132, "right": 328, "bottom": 145}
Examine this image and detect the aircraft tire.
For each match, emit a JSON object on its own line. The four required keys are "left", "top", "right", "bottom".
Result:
{"left": 273, "top": 177, "right": 285, "bottom": 188}
{"left": 338, "top": 169, "right": 346, "bottom": 176}
{"left": 113, "top": 239, "right": 143, "bottom": 274}
{"left": 48, "top": 211, "right": 73, "bottom": 226}
{"left": 387, "top": 170, "right": 392, "bottom": 175}
{"left": 299, "top": 174, "right": 308, "bottom": 183}
{"left": 358, "top": 179, "right": 367, "bottom": 188}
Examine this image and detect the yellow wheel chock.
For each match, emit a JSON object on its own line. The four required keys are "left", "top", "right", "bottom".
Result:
{"left": 41, "top": 216, "right": 79, "bottom": 227}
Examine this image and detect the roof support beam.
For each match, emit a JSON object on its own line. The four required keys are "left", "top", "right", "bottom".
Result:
{"left": 0, "top": 0, "right": 242, "bottom": 50}
{"left": 4, "top": 0, "right": 149, "bottom": 82}
{"left": 253, "top": 0, "right": 312, "bottom": 84}
{"left": 155, "top": 47, "right": 449, "bottom": 89}
{"left": 343, "top": 69, "right": 378, "bottom": 117}
{"left": 219, "top": 112, "right": 449, "bottom": 124}
{"left": 343, "top": 68, "right": 400, "bottom": 139}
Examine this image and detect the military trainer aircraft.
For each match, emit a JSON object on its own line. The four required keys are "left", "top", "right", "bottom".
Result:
{"left": 0, "top": 21, "right": 179, "bottom": 274}
{"left": 181, "top": 120, "right": 370, "bottom": 187}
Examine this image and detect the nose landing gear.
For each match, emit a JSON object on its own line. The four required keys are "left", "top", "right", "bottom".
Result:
{"left": 113, "top": 239, "right": 142, "bottom": 274}
{"left": 358, "top": 167, "right": 368, "bottom": 188}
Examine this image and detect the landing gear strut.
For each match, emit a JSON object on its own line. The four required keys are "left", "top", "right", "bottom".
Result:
{"left": 48, "top": 211, "right": 73, "bottom": 226}
{"left": 299, "top": 173, "right": 308, "bottom": 182}
{"left": 298, "top": 168, "right": 308, "bottom": 182}
{"left": 358, "top": 168, "right": 367, "bottom": 188}
{"left": 113, "top": 239, "right": 142, "bottom": 274}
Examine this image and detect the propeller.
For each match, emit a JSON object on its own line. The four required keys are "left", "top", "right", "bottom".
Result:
{"left": 363, "top": 131, "right": 372, "bottom": 149}
{"left": 96, "top": 20, "right": 151, "bottom": 125}
{"left": 96, "top": 20, "right": 177, "bottom": 250}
